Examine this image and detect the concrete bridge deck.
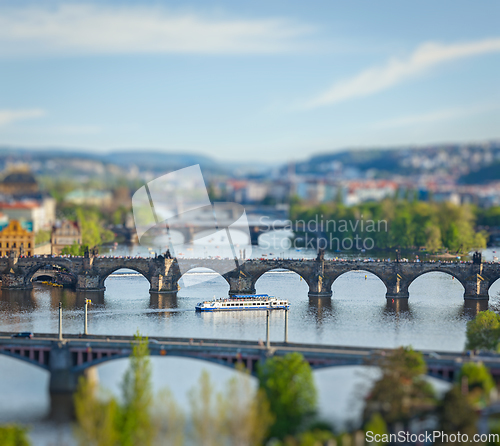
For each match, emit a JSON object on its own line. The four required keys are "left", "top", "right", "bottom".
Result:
{"left": 1, "top": 252, "right": 499, "bottom": 300}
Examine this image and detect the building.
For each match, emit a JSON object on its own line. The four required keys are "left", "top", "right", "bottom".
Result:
{"left": 0, "top": 165, "right": 39, "bottom": 197}
{"left": 0, "top": 166, "right": 56, "bottom": 232}
{"left": 51, "top": 220, "right": 82, "bottom": 255}
{"left": 0, "top": 200, "right": 55, "bottom": 233}
{"left": 0, "top": 220, "right": 34, "bottom": 257}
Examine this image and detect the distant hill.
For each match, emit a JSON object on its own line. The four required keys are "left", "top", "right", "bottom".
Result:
{"left": 101, "top": 150, "right": 217, "bottom": 171}
{"left": 293, "top": 141, "right": 500, "bottom": 180}
{"left": 0, "top": 146, "right": 220, "bottom": 174}
{"left": 459, "top": 161, "right": 500, "bottom": 184}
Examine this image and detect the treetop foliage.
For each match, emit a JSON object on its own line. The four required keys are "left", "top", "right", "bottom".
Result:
{"left": 291, "top": 199, "right": 488, "bottom": 252}
{"left": 257, "top": 352, "right": 318, "bottom": 440}
{"left": 465, "top": 310, "right": 500, "bottom": 351}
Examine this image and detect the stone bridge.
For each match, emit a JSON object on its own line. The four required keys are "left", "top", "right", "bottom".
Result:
{"left": 1, "top": 251, "right": 500, "bottom": 301}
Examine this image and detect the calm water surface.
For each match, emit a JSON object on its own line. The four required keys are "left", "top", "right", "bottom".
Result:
{"left": 1, "top": 242, "right": 499, "bottom": 444}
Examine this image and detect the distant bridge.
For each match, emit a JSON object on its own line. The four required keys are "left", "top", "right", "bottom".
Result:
{"left": 1, "top": 251, "right": 500, "bottom": 300}
{"left": 1, "top": 332, "right": 497, "bottom": 420}
{"left": 110, "top": 204, "right": 291, "bottom": 246}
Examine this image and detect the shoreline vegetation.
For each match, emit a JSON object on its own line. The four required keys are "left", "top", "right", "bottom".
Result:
{"left": 290, "top": 198, "right": 492, "bottom": 254}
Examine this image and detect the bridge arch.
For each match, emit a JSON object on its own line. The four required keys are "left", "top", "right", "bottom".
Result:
{"left": 74, "top": 350, "right": 257, "bottom": 374}
{"left": 253, "top": 267, "right": 310, "bottom": 295}
{"left": 487, "top": 275, "right": 500, "bottom": 299}
{"left": 72, "top": 349, "right": 456, "bottom": 383}
{"left": 0, "top": 347, "right": 50, "bottom": 371}
{"left": 251, "top": 265, "right": 311, "bottom": 288}
{"left": 178, "top": 267, "right": 231, "bottom": 293}
{"left": 24, "top": 260, "right": 78, "bottom": 287}
{"left": 405, "top": 270, "right": 466, "bottom": 298}
{"left": 98, "top": 265, "right": 151, "bottom": 289}
{"left": 330, "top": 268, "right": 389, "bottom": 296}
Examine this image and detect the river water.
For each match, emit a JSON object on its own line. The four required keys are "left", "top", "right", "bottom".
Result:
{"left": 0, "top": 236, "right": 499, "bottom": 444}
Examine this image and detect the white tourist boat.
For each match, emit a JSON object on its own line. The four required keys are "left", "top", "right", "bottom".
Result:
{"left": 195, "top": 294, "right": 290, "bottom": 312}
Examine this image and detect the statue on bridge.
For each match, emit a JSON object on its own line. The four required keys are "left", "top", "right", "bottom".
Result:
{"left": 316, "top": 248, "right": 325, "bottom": 261}
{"left": 473, "top": 251, "right": 482, "bottom": 265}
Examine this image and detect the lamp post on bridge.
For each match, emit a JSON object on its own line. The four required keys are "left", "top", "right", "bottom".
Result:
{"left": 266, "top": 310, "right": 270, "bottom": 349}
{"left": 84, "top": 299, "right": 91, "bottom": 335}
{"left": 58, "top": 302, "right": 63, "bottom": 341}
{"left": 284, "top": 307, "right": 289, "bottom": 343}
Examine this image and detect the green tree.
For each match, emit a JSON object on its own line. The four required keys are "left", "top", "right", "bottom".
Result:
{"left": 465, "top": 310, "right": 500, "bottom": 351}
{"left": 280, "top": 429, "right": 337, "bottom": 446}
{"left": 437, "top": 385, "right": 477, "bottom": 445}
{"left": 74, "top": 376, "right": 119, "bottom": 446}
{"left": 0, "top": 425, "right": 30, "bottom": 446}
{"left": 364, "top": 412, "right": 388, "bottom": 445}
{"left": 458, "top": 362, "right": 495, "bottom": 408}
{"left": 425, "top": 224, "right": 442, "bottom": 252}
{"left": 363, "top": 347, "right": 435, "bottom": 429}
{"left": 188, "top": 367, "right": 274, "bottom": 445}
{"left": 153, "top": 389, "right": 185, "bottom": 446}
{"left": 188, "top": 370, "right": 221, "bottom": 446}
{"left": 257, "top": 352, "right": 317, "bottom": 439}
{"left": 217, "top": 366, "right": 274, "bottom": 446}
{"left": 118, "top": 333, "right": 154, "bottom": 446}
{"left": 34, "top": 230, "right": 51, "bottom": 246}
{"left": 290, "top": 198, "right": 486, "bottom": 252}
{"left": 61, "top": 242, "right": 87, "bottom": 256}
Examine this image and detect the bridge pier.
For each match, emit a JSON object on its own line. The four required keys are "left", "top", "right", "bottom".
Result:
{"left": 149, "top": 275, "right": 180, "bottom": 294}
{"left": 385, "top": 274, "right": 409, "bottom": 300}
{"left": 149, "top": 257, "right": 181, "bottom": 294}
{"left": 48, "top": 344, "right": 98, "bottom": 421}
{"left": 76, "top": 272, "right": 105, "bottom": 292}
{"left": 463, "top": 273, "right": 490, "bottom": 301}
{"left": 227, "top": 272, "right": 255, "bottom": 295}
{"left": 307, "top": 286, "right": 332, "bottom": 298}
{"left": 1, "top": 271, "right": 32, "bottom": 290}
{"left": 307, "top": 256, "right": 333, "bottom": 298}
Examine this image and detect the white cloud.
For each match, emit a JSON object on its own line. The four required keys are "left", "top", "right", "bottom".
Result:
{"left": 0, "top": 4, "right": 314, "bottom": 56}
{"left": 0, "top": 109, "right": 46, "bottom": 126}
{"left": 373, "top": 103, "right": 499, "bottom": 129}
{"left": 304, "top": 38, "right": 500, "bottom": 109}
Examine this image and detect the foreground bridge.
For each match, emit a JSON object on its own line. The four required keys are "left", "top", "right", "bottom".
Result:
{"left": 1, "top": 332, "right": 498, "bottom": 419}
{"left": 1, "top": 251, "right": 500, "bottom": 301}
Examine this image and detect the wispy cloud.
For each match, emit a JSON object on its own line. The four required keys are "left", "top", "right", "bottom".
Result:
{"left": 0, "top": 4, "right": 314, "bottom": 56}
{"left": 303, "top": 38, "right": 500, "bottom": 109}
{"left": 373, "top": 103, "right": 499, "bottom": 129}
{"left": 0, "top": 109, "right": 46, "bottom": 126}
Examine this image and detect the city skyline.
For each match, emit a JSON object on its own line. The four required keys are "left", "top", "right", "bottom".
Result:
{"left": 0, "top": 0, "right": 499, "bottom": 161}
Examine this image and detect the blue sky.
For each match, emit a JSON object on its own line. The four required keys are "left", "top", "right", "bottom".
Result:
{"left": 0, "top": 0, "right": 499, "bottom": 162}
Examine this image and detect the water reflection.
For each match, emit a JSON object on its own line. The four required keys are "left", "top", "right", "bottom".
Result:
{"left": 75, "top": 290, "right": 105, "bottom": 307}
{"left": 308, "top": 296, "right": 333, "bottom": 324}
{"left": 463, "top": 299, "right": 489, "bottom": 317}
{"left": 149, "top": 293, "right": 178, "bottom": 310}
{"left": 146, "top": 293, "right": 180, "bottom": 321}
{"left": 0, "top": 289, "right": 37, "bottom": 313}
{"left": 384, "top": 298, "right": 410, "bottom": 314}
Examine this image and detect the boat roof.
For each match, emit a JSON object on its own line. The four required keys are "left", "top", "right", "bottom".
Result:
{"left": 231, "top": 294, "right": 271, "bottom": 299}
